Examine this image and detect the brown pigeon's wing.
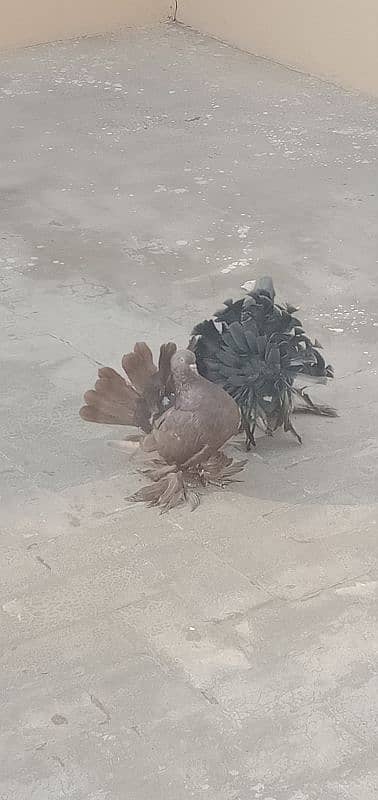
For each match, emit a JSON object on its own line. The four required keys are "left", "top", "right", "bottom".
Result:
{"left": 152, "top": 408, "right": 205, "bottom": 465}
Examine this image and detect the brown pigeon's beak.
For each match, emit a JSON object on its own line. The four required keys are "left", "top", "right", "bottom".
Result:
{"left": 189, "top": 363, "right": 198, "bottom": 374}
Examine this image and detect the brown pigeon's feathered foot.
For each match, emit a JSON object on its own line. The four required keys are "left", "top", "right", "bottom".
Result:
{"left": 192, "top": 450, "right": 247, "bottom": 488}
{"left": 129, "top": 469, "right": 196, "bottom": 514}
{"left": 128, "top": 450, "right": 246, "bottom": 513}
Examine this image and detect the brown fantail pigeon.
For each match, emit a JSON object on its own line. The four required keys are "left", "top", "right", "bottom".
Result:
{"left": 80, "top": 343, "right": 245, "bottom": 512}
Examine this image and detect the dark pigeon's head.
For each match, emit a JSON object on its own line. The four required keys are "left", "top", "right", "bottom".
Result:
{"left": 171, "top": 349, "right": 198, "bottom": 380}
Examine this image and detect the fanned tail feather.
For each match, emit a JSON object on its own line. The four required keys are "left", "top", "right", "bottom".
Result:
{"left": 190, "top": 276, "right": 336, "bottom": 448}
{"left": 190, "top": 315, "right": 334, "bottom": 447}
{"left": 80, "top": 341, "right": 179, "bottom": 433}
{"left": 252, "top": 275, "right": 275, "bottom": 301}
{"left": 122, "top": 342, "right": 157, "bottom": 393}
{"left": 80, "top": 367, "right": 141, "bottom": 426}
{"left": 198, "top": 276, "right": 333, "bottom": 380}
{"left": 158, "top": 342, "right": 177, "bottom": 387}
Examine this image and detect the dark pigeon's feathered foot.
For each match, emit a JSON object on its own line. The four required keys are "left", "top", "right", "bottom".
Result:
{"left": 128, "top": 451, "right": 247, "bottom": 513}
{"left": 293, "top": 387, "right": 338, "bottom": 418}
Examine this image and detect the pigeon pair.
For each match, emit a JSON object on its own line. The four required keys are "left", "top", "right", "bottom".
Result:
{"left": 80, "top": 277, "right": 336, "bottom": 511}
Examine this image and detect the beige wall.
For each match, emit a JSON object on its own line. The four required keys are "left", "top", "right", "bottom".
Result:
{"left": 178, "top": 0, "right": 378, "bottom": 96}
{"left": 1, "top": 0, "right": 170, "bottom": 49}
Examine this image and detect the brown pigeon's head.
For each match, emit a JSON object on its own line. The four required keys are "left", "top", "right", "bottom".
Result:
{"left": 171, "top": 349, "right": 198, "bottom": 380}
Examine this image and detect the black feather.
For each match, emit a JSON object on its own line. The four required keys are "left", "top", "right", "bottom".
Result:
{"left": 251, "top": 276, "right": 275, "bottom": 301}
{"left": 189, "top": 276, "right": 335, "bottom": 448}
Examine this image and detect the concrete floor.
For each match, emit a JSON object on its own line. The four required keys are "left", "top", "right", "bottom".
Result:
{"left": 1, "top": 22, "right": 377, "bottom": 800}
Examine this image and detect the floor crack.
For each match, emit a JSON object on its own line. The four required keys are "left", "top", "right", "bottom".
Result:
{"left": 89, "top": 693, "right": 111, "bottom": 724}
{"left": 44, "top": 332, "right": 103, "bottom": 367}
{"left": 35, "top": 555, "right": 52, "bottom": 572}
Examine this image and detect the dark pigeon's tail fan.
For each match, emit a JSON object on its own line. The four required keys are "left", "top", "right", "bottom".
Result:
{"left": 190, "top": 318, "right": 223, "bottom": 342}
{"left": 207, "top": 276, "right": 333, "bottom": 380}
{"left": 213, "top": 298, "right": 245, "bottom": 326}
{"left": 190, "top": 314, "right": 334, "bottom": 448}
{"left": 190, "top": 276, "right": 335, "bottom": 446}
{"left": 189, "top": 320, "right": 227, "bottom": 386}
{"left": 212, "top": 276, "right": 276, "bottom": 326}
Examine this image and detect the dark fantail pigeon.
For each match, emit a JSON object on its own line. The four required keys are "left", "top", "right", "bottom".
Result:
{"left": 80, "top": 344, "right": 245, "bottom": 512}
{"left": 189, "top": 276, "right": 337, "bottom": 449}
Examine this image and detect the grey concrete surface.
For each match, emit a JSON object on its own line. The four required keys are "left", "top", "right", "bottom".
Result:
{"left": 0, "top": 22, "right": 377, "bottom": 800}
